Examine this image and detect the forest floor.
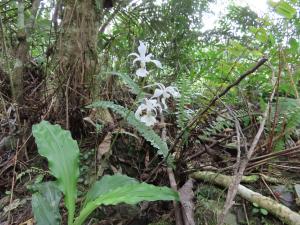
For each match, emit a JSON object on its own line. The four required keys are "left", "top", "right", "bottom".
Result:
{"left": 1, "top": 103, "right": 300, "bottom": 225}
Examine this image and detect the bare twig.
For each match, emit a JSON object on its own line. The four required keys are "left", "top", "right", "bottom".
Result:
{"left": 242, "top": 201, "right": 250, "bottom": 225}
{"left": 251, "top": 145, "right": 300, "bottom": 162}
{"left": 261, "top": 175, "right": 279, "bottom": 202}
{"left": 217, "top": 103, "right": 246, "bottom": 223}
{"left": 217, "top": 70, "right": 277, "bottom": 225}
{"left": 167, "top": 167, "right": 184, "bottom": 225}
{"left": 7, "top": 139, "right": 20, "bottom": 224}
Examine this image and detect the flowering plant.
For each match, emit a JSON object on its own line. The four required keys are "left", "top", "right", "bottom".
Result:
{"left": 129, "top": 41, "right": 162, "bottom": 77}
{"left": 135, "top": 98, "right": 162, "bottom": 126}
{"left": 151, "top": 83, "right": 181, "bottom": 109}
{"left": 129, "top": 41, "right": 180, "bottom": 126}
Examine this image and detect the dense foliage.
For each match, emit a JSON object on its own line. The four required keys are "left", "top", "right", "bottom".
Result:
{"left": 0, "top": 0, "right": 299, "bottom": 224}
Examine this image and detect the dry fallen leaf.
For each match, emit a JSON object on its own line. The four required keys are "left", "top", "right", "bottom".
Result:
{"left": 97, "top": 132, "right": 112, "bottom": 177}
{"left": 97, "top": 132, "right": 112, "bottom": 160}
{"left": 18, "top": 218, "right": 34, "bottom": 225}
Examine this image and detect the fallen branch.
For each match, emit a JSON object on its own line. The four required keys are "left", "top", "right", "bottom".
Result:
{"left": 191, "top": 171, "right": 300, "bottom": 225}
{"left": 250, "top": 145, "right": 300, "bottom": 162}
{"left": 179, "top": 179, "right": 196, "bottom": 225}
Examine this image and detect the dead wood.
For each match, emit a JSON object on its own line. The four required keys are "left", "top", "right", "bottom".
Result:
{"left": 191, "top": 171, "right": 300, "bottom": 225}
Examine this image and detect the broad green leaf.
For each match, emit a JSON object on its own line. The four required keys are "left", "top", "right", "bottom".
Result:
{"left": 87, "top": 101, "right": 172, "bottom": 164}
{"left": 268, "top": 0, "right": 296, "bottom": 19}
{"left": 83, "top": 174, "right": 137, "bottom": 206}
{"left": 31, "top": 182, "right": 62, "bottom": 225}
{"left": 32, "top": 120, "right": 79, "bottom": 224}
{"left": 74, "top": 175, "right": 179, "bottom": 225}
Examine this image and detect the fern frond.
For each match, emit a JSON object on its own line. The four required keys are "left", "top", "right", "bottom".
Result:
{"left": 202, "top": 115, "right": 234, "bottom": 137}
{"left": 176, "top": 77, "right": 193, "bottom": 129}
{"left": 270, "top": 97, "right": 300, "bottom": 134}
{"left": 87, "top": 101, "right": 172, "bottom": 164}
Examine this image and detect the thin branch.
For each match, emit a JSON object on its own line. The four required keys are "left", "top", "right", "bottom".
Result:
{"left": 147, "top": 58, "right": 269, "bottom": 182}
{"left": 170, "top": 57, "right": 268, "bottom": 154}
{"left": 217, "top": 72, "right": 277, "bottom": 225}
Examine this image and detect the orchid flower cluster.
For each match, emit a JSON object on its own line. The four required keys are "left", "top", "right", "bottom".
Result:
{"left": 129, "top": 41, "right": 180, "bottom": 126}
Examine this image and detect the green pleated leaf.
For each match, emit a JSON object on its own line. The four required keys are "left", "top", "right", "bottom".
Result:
{"left": 74, "top": 175, "right": 179, "bottom": 225}
{"left": 32, "top": 120, "right": 79, "bottom": 224}
{"left": 31, "top": 182, "right": 62, "bottom": 225}
{"left": 87, "top": 101, "right": 172, "bottom": 164}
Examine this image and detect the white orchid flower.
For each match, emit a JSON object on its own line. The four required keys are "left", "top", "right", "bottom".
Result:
{"left": 129, "top": 41, "right": 162, "bottom": 77}
{"left": 135, "top": 98, "right": 162, "bottom": 126}
{"left": 151, "top": 83, "right": 181, "bottom": 109}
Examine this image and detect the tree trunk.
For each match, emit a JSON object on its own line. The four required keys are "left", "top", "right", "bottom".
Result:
{"left": 54, "top": 0, "right": 102, "bottom": 136}
{"left": 11, "top": 0, "right": 27, "bottom": 105}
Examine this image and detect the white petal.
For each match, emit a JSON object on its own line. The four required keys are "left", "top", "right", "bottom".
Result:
{"left": 135, "top": 106, "right": 142, "bottom": 118}
{"left": 138, "top": 41, "right": 147, "bottom": 57}
{"left": 140, "top": 103, "right": 148, "bottom": 111}
{"left": 147, "top": 99, "right": 158, "bottom": 106}
{"left": 151, "top": 59, "right": 162, "bottom": 69}
{"left": 136, "top": 67, "right": 148, "bottom": 77}
{"left": 152, "top": 89, "right": 164, "bottom": 98}
{"left": 145, "top": 53, "right": 153, "bottom": 62}
{"left": 156, "top": 83, "right": 165, "bottom": 90}
{"left": 166, "top": 86, "right": 181, "bottom": 98}
{"left": 135, "top": 110, "right": 141, "bottom": 119}
{"left": 128, "top": 53, "right": 139, "bottom": 58}
{"left": 161, "top": 97, "right": 168, "bottom": 109}
{"left": 135, "top": 103, "right": 147, "bottom": 118}
{"left": 141, "top": 114, "right": 157, "bottom": 126}
{"left": 144, "top": 98, "right": 161, "bottom": 116}
{"left": 143, "top": 83, "right": 157, "bottom": 88}
{"left": 163, "top": 92, "right": 171, "bottom": 99}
